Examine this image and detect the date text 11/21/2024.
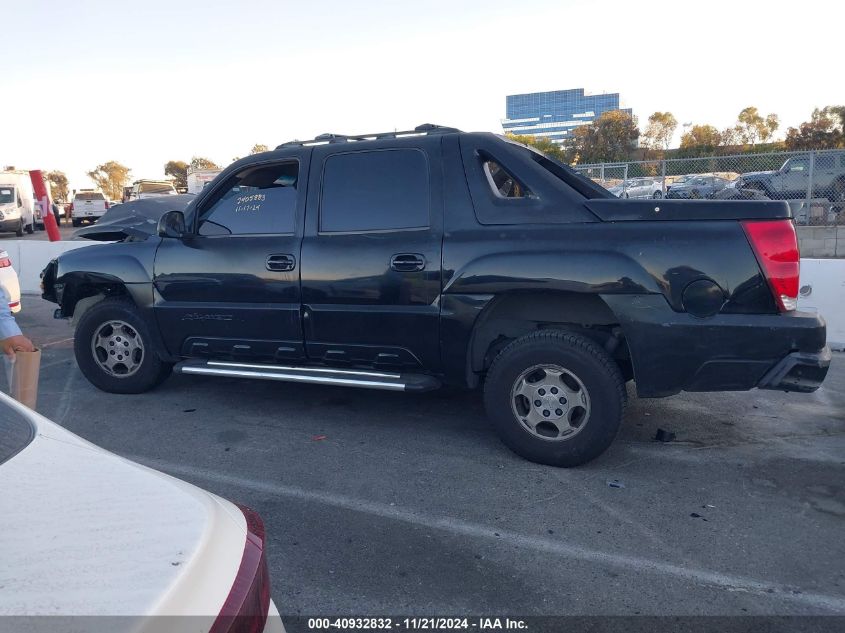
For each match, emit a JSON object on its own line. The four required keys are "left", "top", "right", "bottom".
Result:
{"left": 306, "top": 617, "right": 528, "bottom": 630}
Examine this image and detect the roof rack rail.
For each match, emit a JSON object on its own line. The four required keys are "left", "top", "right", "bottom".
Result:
{"left": 276, "top": 123, "right": 460, "bottom": 149}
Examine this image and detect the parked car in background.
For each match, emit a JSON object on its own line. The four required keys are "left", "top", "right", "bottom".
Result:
{"left": 0, "top": 392, "right": 283, "bottom": 631}
{"left": 70, "top": 190, "right": 109, "bottom": 227}
{"left": 623, "top": 178, "right": 664, "bottom": 199}
{"left": 33, "top": 200, "right": 64, "bottom": 230}
{"left": 741, "top": 151, "right": 845, "bottom": 202}
{"left": 712, "top": 178, "right": 771, "bottom": 201}
{"left": 0, "top": 249, "right": 21, "bottom": 313}
{"left": 126, "top": 179, "right": 178, "bottom": 201}
{"left": 666, "top": 175, "right": 729, "bottom": 199}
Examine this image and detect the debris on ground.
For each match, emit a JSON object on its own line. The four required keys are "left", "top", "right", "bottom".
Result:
{"left": 607, "top": 479, "right": 625, "bottom": 488}
{"left": 312, "top": 434, "right": 328, "bottom": 441}
{"left": 654, "top": 428, "right": 676, "bottom": 442}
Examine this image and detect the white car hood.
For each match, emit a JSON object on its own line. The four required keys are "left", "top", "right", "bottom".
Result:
{"left": 0, "top": 395, "right": 246, "bottom": 617}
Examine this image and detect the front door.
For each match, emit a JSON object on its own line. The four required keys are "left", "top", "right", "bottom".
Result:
{"left": 153, "top": 157, "right": 307, "bottom": 362}
{"left": 779, "top": 155, "right": 809, "bottom": 198}
{"left": 299, "top": 140, "right": 443, "bottom": 371}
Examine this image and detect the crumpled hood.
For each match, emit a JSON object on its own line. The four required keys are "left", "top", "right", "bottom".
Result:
{"left": 74, "top": 194, "right": 195, "bottom": 241}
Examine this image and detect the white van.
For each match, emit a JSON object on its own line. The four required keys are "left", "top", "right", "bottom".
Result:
{"left": 70, "top": 190, "right": 109, "bottom": 227}
{"left": 0, "top": 171, "right": 37, "bottom": 234}
{"left": 0, "top": 185, "right": 25, "bottom": 236}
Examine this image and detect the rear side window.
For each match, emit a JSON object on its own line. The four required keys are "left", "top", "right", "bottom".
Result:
{"left": 75, "top": 192, "right": 105, "bottom": 201}
{"left": 198, "top": 162, "right": 298, "bottom": 236}
{"left": 483, "top": 159, "right": 529, "bottom": 199}
{"left": 320, "top": 149, "right": 429, "bottom": 232}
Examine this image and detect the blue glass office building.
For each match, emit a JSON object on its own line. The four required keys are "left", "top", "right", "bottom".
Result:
{"left": 502, "top": 89, "right": 632, "bottom": 143}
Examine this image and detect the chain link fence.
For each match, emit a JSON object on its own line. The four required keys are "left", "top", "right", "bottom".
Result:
{"left": 573, "top": 148, "right": 845, "bottom": 226}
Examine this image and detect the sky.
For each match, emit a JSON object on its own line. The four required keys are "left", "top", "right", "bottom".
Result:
{"left": 1, "top": 0, "right": 842, "bottom": 193}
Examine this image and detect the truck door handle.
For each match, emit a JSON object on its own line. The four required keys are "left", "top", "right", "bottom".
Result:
{"left": 390, "top": 253, "right": 426, "bottom": 272}
{"left": 266, "top": 254, "right": 296, "bottom": 272}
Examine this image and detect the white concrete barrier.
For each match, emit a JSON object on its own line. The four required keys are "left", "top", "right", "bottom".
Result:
{"left": 3, "top": 240, "right": 843, "bottom": 349}
{"left": 1, "top": 240, "right": 101, "bottom": 294}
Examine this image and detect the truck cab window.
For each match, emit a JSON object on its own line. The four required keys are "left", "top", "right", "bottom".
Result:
{"left": 198, "top": 162, "right": 298, "bottom": 236}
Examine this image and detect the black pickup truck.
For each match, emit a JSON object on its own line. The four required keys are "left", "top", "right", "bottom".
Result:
{"left": 41, "top": 125, "right": 831, "bottom": 466}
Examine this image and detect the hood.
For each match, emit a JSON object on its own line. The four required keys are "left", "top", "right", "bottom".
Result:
{"left": 741, "top": 170, "right": 777, "bottom": 180}
{"left": 74, "top": 194, "right": 194, "bottom": 242}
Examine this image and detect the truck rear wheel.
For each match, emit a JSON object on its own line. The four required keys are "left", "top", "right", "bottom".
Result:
{"left": 483, "top": 330, "right": 625, "bottom": 467}
{"left": 25, "top": 222, "right": 33, "bottom": 234}
{"left": 74, "top": 298, "right": 172, "bottom": 394}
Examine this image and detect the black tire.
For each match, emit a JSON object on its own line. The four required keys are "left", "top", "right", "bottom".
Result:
{"left": 74, "top": 298, "right": 172, "bottom": 394}
{"left": 25, "top": 223, "right": 33, "bottom": 234}
{"left": 71, "top": 218, "right": 81, "bottom": 227}
{"left": 652, "top": 190, "right": 663, "bottom": 199}
{"left": 690, "top": 189, "right": 701, "bottom": 199}
{"left": 483, "top": 330, "right": 625, "bottom": 467}
{"left": 15, "top": 220, "right": 23, "bottom": 237}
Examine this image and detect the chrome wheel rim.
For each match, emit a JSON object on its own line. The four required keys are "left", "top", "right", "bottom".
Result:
{"left": 510, "top": 364, "right": 591, "bottom": 441}
{"left": 91, "top": 320, "right": 144, "bottom": 377}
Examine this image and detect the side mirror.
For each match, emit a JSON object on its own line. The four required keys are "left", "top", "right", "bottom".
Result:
{"left": 157, "top": 210, "right": 186, "bottom": 238}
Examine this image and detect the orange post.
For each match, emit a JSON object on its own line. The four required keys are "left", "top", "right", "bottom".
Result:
{"left": 29, "top": 170, "right": 60, "bottom": 242}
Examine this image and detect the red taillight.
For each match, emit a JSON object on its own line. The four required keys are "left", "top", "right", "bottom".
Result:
{"left": 741, "top": 219, "right": 800, "bottom": 312}
{"left": 105, "top": 200, "right": 109, "bottom": 209}
{"left": 69, "top": 203, "right": 74, "bottom": 213}
{"left": 210, "top": 505, "right": 271, "bottom": 633}
{"left": 0, "top": 256, "right": 11, "bottom": 268}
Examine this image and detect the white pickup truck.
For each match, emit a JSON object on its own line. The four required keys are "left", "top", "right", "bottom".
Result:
{"left": 70, "top": 190, "right": 109, "bottom": 227}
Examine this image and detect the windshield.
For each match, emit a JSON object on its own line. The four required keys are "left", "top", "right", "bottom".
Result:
{"left": 139, "top": 182, "right": 176, "bottom": 194}
{"left": 0, "top": 188, "right": 14, "bottom": 204}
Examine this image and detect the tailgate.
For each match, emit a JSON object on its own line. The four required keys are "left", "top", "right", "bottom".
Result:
{"left": 585, "top": 198, "right": 791, "bottom": 222}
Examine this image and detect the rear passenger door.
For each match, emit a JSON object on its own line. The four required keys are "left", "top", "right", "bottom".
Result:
{"left": 299, "top": 139, "right": 443, "bottom": 371}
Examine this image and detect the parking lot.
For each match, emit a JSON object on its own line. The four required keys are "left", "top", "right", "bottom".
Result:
{"left": 19, "top": 295, "right": 845, "bottom": 618}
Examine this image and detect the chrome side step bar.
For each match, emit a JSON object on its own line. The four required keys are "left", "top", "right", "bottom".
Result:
{"left": 173, "top": 360, "right": 441, "bottom": 392}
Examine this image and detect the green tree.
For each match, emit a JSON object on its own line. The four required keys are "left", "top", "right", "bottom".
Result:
{"left": 736, "top": 106, "right": 780, "bottom": 145}
{"left": 250, "top": 144, "right": 269, "bottom": 155}
{"left": 505, "top": 134, "right": 567, "bottom": 161}
{"left": 680, "top": 124, "right": 722, "bottom": 151}
{"left": 190, "top": 156, "right": 220, "bottom": 170}
{"left": 784, "top": 106, "right": 845, "bottom": 150}
{"left": 164, "top": 160, "right": 188, "bottom": 189}
{"left": 564, "top": 110, "right": 639, "bottom": 164}
{"left": 46, "top": 170, "right": 69, "bottom": 202}
{"left": 87, "top": 161, "right": 131, "bottom": 201}
{"left": 642, "top": 111, "right": 677, "bottom": 152}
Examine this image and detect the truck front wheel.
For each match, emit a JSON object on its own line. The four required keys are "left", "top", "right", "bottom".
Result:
{"left": 483, "top": 330, "right": 626, "bottom": 467}
{"left": 74, "top": 298, "right": 172, "bottom": 394}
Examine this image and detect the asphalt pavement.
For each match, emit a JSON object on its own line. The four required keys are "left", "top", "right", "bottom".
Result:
{"left": 18, "top": 295, "right": 845, "bottom": 619}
